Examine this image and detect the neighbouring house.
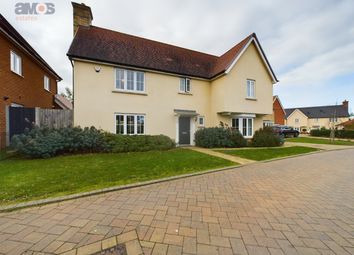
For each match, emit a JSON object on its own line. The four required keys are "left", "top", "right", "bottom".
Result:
{"left": 262, "top": 95, "right": 286, "bottom": 126}
{"left": 285, "top": 100, "right": 350, "bottom": 132}
{"left": 336, "top": 119, "right": 354, "bottom": 130}
{"left": 67, "top": 3, "right": 278, "bottom": 145}
{"left": 0, "top": 14, "right": 62, "bottom": 148}
{"left": 54, "top": 94, "right": 73, "bottom": 110}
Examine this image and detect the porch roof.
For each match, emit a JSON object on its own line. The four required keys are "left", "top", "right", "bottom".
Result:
{"left": 174, "top": 109, "right": 199, "bottom": 117}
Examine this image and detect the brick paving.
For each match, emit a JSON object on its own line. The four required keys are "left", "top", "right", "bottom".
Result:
{"left": 0, "top": 149, "right": 354, "bottom": 255}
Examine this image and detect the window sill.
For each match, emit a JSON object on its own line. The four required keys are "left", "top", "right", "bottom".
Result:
{"left": 245, "top": 97, "right": 257, "bottom": 101}
{"left": 178, "top": 92, "right": 193, "bottom": 96}
{"left": 11, "top": 70, "right": 24, "bottom": 78}
{"left": 112, "top": 90, "right": 148, "bottom": 96}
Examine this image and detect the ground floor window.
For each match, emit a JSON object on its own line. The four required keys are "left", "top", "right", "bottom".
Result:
{"left": 116, "top": 114, "right": 145, "bottom": 135}
{"left": 263, "top": 121, "right": 273, "bottom": 127}
{"left": 198, "top": 116, "right": 205, "bottom": 127}
{"left": 232, "top": 117, "right": 253, "bottom": 137}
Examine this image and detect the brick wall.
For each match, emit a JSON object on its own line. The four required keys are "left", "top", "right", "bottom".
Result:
{"left": 0, "top": 34, "right": 58, "bottom": 148}
{"left": 273, "top": 98, "right": 285, "bottom": 125}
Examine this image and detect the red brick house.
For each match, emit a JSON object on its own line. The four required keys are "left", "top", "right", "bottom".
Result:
{"left": 0, "top": 14, "right": 62, "bottom": 148}
{"left": 273, "top": 95, "right": 286, "bottom": 125}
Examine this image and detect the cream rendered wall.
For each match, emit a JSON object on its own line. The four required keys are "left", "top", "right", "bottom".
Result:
{"left": 73, "top": 61, "right": 211, "bottom": 141}
{"left": 308, "top": 117, "right": 349, "bottom": 129}
{"left": 73, "top": 42, "right": 275, "bottom": 140}
{"left": 286, "top": 110, "right": 308, "bottom": 130}
{"left": 210, "top": 42, "right": 274, "bottom": 130}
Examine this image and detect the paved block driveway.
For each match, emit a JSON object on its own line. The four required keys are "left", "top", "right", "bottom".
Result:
{"left": 0, "top": 149, "right": 354, "bottom": 255}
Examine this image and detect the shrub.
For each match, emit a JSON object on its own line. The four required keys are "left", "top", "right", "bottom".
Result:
{"left": 310, "top": 128, "right": 354, "bottom": 139}
{"left": 11, "top": 126, "right": 175, "bottom": 159}
{"left": 336, "top": 129, "right": 354, "bottom": 139}
{"left": 11, "top": 126, "right": 112, "bottom": 158}
{"left": 105, "top": 134, "right": 175, "bottom": 153}
{"left": 194, "top": 127, "right": 247, "bottom": 148}
{"left": 310, "top": 128, "right": 331, "bottom": 137}
{"left": 251, "top": 126, "right": 283, "bottom": 147}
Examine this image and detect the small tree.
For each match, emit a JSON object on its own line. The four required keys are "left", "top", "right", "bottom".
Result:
{"left": 329, "top": 109, "right": 336, "bottom": 142}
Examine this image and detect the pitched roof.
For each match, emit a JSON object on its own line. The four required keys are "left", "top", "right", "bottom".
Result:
{"left": 54, "top": 95, "right": 73, "bottom": 110}
{"left": 273, "top": 95, "right": 286, "bottom": 115}
{"left": 285, "top": 105, "right": 349, "bottom": 119}
{"left": 0, "top": 14, "right": 61, "bottom": 80}
{"left": 336, "top": 119, "right": 354, "bottom": 127}
{"left": 67, "top": 26, "right": 277, "bottom": 81}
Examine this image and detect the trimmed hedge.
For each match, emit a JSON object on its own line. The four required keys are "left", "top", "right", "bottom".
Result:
{"left": 310, "top": 129, "right": 354, "bottom": 139}
{"left": 195, "top": 127, "right": 247, "bottom": 148}
{"left": 11, "top": 126, "right": 175, "bottom": 158}
{"left": 251, "top": 127, "right": 283, "bottom": 147}
{"left": 11, "top": 126, "right": 111, "bottom": 158}
{"left": 104, "top": 133, "right": 175, "bottom": 153}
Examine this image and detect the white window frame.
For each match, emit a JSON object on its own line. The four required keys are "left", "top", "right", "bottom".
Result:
{"left": 179, "top": 78, "right": 191, "bottom": 93}
{"left": 263, "top": 121, "right": 273, "bottom": 127}
{"left": 246, "top": 79, "right": 255, "bottom": 98}
{"left": 10, "top": 50, "right": 22, "bottom": 76}
{"left": 232, "top": 117, "right": 254, "bottom": 138}
{"left": 115, "top": 113, "right": 145, "bottom": 135}
{"left": 44, "top": 75, "right": 50, "bottom": 91}
{"left": 115, "top": 68, "right": 145, "bottom": 93}
{"left": 198, "top": 116, "right": 205, "bottom": 127}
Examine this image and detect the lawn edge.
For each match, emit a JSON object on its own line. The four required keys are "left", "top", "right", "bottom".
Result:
{"left": 0, "top": 148, "right": 349, "bottom": 213}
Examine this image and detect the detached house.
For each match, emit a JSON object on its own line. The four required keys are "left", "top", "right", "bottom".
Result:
{"left": 68, "top": 3, "right": 278, "bottom": 145}
{"left": 285, "top": 100, "right": 350, "bottom": 132}
{"left": 0, "top": 14, "right": 62, "bottom": 148}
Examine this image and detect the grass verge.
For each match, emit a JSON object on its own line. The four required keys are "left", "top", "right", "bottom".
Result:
{"left": 0, "top": 148, "right": 235, "bottom": 206}
{"left": 287, "top": 137, "right": 354, "bottom": 146}
{"left": 217, "top": 146, "right": 319, "bottom": 161}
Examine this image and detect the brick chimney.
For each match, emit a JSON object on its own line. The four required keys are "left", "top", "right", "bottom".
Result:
{"left": 342, "top": 100, "right": 349, "bottom": 111}
{"left": 72, "top": 2, "right": 93, "bottom": 36}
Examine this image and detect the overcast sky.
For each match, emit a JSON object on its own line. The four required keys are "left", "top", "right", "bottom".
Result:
{"left": 1, "top": 0, "right": 353, "bottom": 111}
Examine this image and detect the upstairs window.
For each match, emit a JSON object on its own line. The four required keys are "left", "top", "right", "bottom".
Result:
{"left": 295, "top": 118, "right": 299, "bottom": 124}
{"left": 246, "top": 79, "right": 255, "bottom": 98}
{"left": 115, "top": 68, "right": 145, "bottom": 92}
{"left": 10, "top": 51, "right": 22, "bottom": 76}
{"left": 180, "top": 78, "right": 191, "bottom": 93}
{"left": 44, "top": 75, "right": 50, "bottom": 91}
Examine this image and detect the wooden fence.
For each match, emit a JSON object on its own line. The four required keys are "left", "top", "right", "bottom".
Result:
{"left": 36, "top": 108, "right": 73, "bottom": 128}
{"left": 3, "top": 106, "right": 73, "bottom": 147}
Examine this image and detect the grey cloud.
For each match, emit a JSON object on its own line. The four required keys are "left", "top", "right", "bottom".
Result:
{"left": 1, "top": 0, "right": 353, "bottom": 108}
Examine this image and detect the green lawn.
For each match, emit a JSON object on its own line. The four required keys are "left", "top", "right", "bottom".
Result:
{"left": 217, "top": 146, "right": 319, "bottom": 161}
{"left": 0, "top": 149, "right": 235, "bottom": 206}
{"left": 0, "top": 151, "right": 6, "bottom": 160}
{"left": 287, "top": 137, "right": 354, "bottom": 146}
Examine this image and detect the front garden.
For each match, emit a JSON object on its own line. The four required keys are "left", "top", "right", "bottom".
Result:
{"left": 0, "top": 148, "right": 235, "bottom": 205}
{"left": 0, "top": 125, "right": 322, "bottom": 206}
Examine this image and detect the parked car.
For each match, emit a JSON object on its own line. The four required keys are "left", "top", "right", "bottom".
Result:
{"left": 272, "top": 125, "right": 300, "bottom": 137}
